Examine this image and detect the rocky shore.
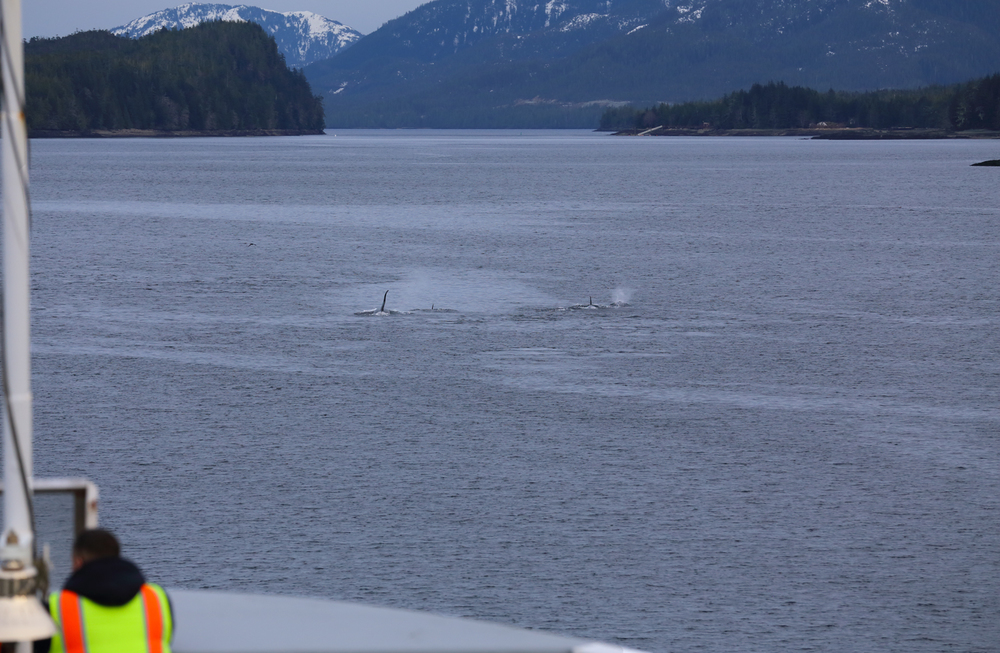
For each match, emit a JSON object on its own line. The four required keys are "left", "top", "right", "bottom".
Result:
{"left": 29, "top": 129, "right": 325, "bottom": 138}
{"left": 612, "top": 127, "right": 1000, "bottom": 140}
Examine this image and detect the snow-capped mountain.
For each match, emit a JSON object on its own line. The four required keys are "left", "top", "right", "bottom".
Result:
{"left": 111, "top": 3, "right": 361, "bottom": 67}
{"left": 306, "top": 0, "right": 1000, "bottom": 127}
{"left": 340, "top": 0, "right": 668, "bottom": 63}
{"left": 324, "top": 0, "right": 927, "bottom": 65}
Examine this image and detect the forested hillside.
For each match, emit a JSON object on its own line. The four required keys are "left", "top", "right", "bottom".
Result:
{"left": 600, "top": 75, "right": 1000, "bottom": 132}
{"left": 26, "top": 21, "right": 325, "bottom": 134}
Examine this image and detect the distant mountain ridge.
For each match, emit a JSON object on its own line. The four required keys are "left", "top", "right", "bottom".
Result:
{"left": 304, "top": 0, "right": 1000, "bottom": 128}
{"left": 112, "top": 3, "right": 362, "bottom": 67}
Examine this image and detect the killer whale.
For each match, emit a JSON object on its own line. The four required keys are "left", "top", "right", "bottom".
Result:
{"left": 380, "top": 290, "right": 389, "bottom": 313}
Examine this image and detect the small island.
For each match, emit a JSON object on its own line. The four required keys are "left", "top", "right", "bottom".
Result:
{"left": 602, "top": 77, "right": 1000, "bottom": 140}
{"left": 27, "top": 22, "right": 325, "bottom": 137}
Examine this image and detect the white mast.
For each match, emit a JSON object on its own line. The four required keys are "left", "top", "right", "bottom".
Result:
{"left": 0, "top": 0, "right": 57, "bottom": 641}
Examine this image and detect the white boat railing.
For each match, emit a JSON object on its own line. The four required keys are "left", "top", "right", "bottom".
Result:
{"left": 0, "top": 478, "right": 100, "bottom": 534}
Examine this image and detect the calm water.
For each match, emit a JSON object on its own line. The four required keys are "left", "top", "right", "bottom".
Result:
{"left": 21, "top": 131, "right": 1000, "bottom": 652}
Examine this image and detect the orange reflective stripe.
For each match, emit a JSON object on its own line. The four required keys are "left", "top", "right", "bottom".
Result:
{"left": 140, "top": 585, "right": 165, "bottom": 653}
{"left": 59, "top": 591, "right": 87, "bottom": 653}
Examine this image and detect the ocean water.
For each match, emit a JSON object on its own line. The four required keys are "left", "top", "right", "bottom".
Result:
{"left": 21, "top": 131, "right": 1000, "bottom": 652}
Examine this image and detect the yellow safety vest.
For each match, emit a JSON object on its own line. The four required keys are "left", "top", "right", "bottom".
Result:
{"left": 49, "top": 584, "right": 173, "bottom": 653}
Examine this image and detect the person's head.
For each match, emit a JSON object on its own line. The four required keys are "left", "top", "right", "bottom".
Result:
{"left": 72, "top": 528, "right": 120, "bottom": 571}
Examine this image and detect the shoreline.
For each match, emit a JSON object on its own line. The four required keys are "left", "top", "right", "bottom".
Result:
{"left": 609, "top": 127, "right": 1000, "bottom": 139}
{"left": 29, "top": 128, "right": 325, "bottom": 138}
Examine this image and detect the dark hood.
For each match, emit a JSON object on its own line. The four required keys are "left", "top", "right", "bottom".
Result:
{"left": 63, "top": 557, "right": 146, "bottom": 607}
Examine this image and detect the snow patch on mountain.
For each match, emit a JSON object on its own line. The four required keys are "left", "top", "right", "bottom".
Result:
{"left": 560, "top": 13, "right": 605, "bottom": 32}
{"left": 544, "top": 0, "right": 568, "bottom": 27}
{"left": 675, "top": 4, "right": 704, "bottom": 23}
{"left": 111, "top": 3, "right": 362, "bottom": 67}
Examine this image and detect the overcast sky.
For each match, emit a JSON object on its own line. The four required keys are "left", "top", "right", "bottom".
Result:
{"left": 23, "top": 0, "right": 424, "bottom": 39}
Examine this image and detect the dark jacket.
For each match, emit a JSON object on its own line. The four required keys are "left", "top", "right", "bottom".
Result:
{"left": 63, "top": 557, "right": 146, "bottom": 606}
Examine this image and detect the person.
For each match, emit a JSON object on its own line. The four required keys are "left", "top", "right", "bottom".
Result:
{"left": 42, "top": 529, "right": 172, "bottom": 653}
